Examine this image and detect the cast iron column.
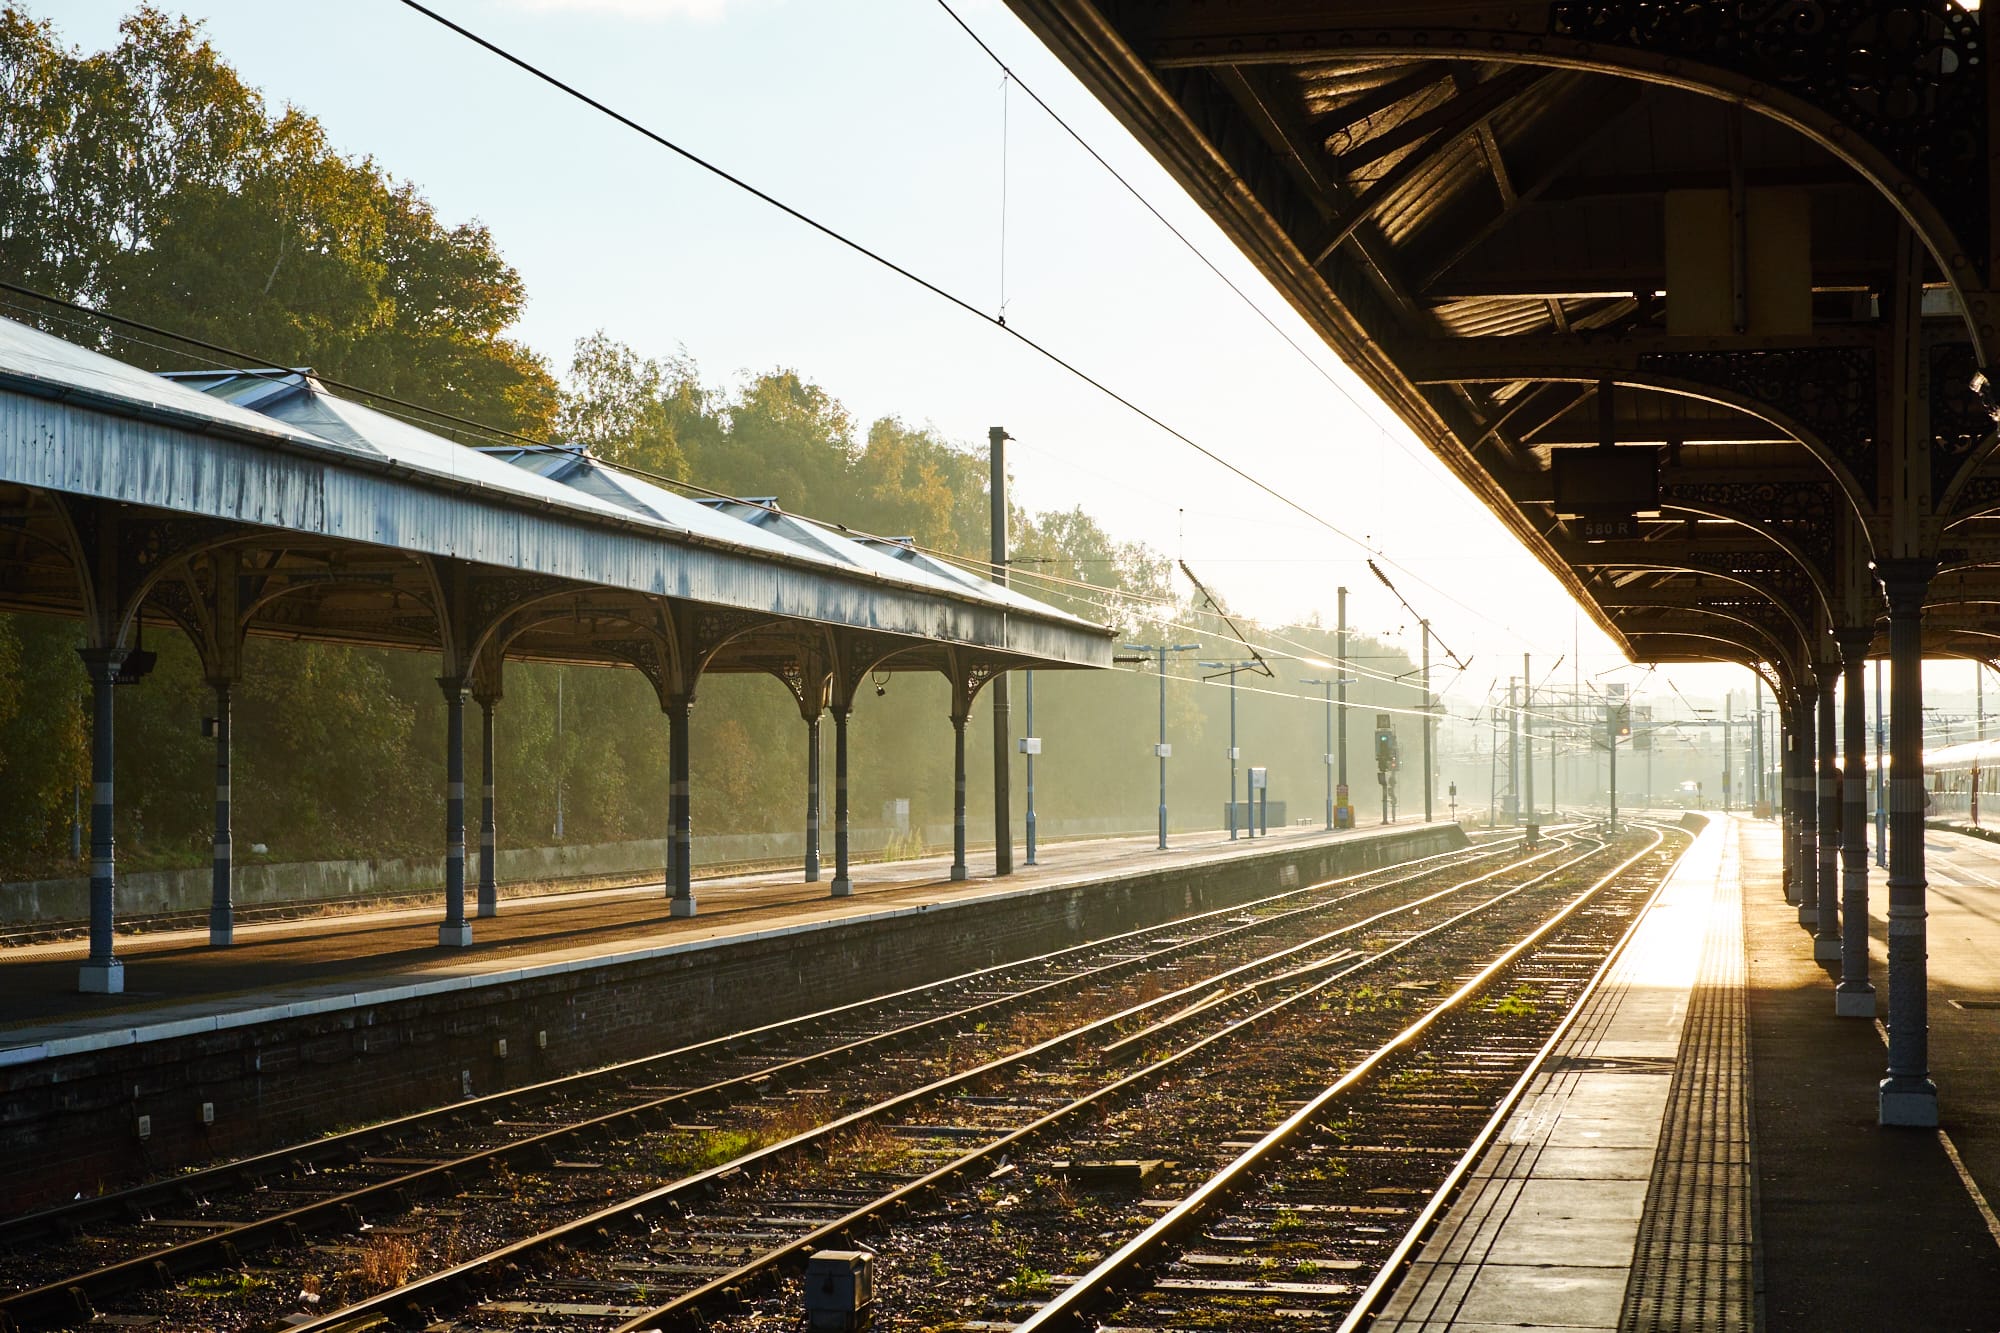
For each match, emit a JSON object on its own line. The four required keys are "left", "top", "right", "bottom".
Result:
{"left": 831, "top": 706, "right": 853, "bottom": 896}
{"left": 1879, "top": 560, "right": 1937, "bottom": 1125}
{"left": 668, "top": 694, "right": 696, "bottom": 917}
{"left": 1836, "top": 629, "right": 1876, "bottom": 1016}
{"left": 209, "top": 680, "right": 234, "bottom": 947}
{"left": 1814, "top": 669, "right": 1841, "bottom": 960}
{"left": 1796, "top": 693, "right": 1818, "bottom": 927}
{"left": 477, "top": 694, "right": 499, "bottom": 919}
{"left": 438, "top": 679, "right": 472, "bottom": 947}
{"left": 805, "top": 712, "right": 822, "bottom": 882}
{"left": 1777, "top": 704, "right": 1796, "bottom": 902}
{"left": 78, "top": 647, "right": 126, "bottom": 993}
{"left": 951, "top": 710, "right": 969, "bottom": 882}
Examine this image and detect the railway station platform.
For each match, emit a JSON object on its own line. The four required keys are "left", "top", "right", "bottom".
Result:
{"left": 1378, "top": 815, "right": 2000, "bottom": 1332}
{"left": 0, "top": 818, "right": 1465, "bottom": 1208}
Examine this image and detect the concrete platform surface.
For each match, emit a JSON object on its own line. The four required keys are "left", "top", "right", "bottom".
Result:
{"left": 1378, "top": 815, "right": 2000, "bottom": 1332}
{"left": 0, "top": 820, "right": 1442, "bottom": 1066}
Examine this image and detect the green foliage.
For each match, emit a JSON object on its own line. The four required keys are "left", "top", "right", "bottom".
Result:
{"left": 0, "top": 6, "right": 1429, "bottom": 888}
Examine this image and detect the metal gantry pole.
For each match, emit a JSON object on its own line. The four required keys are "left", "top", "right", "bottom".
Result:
{"left": 1519, "top": 651, "right": 1531, "bottom": 828}
{"left": 988, "top": 426, "right": 1013, "bottom": 877}
{"left": 1322, "top": 678, "right": 1334, "bottom": 829}
{"left": 1229, "top": 669, "right": 1239, "bottom": 839}
{"left": 1336, "top": 587, "right": 1349, "bottom": 827}
{"left": 1422, "top": 625, "right": 1435, "bottom": 822}
{"left": 1158, "top": 651, "right": 1169, "bottom": 847}
{"left": 1508, "top": 676, "right": 1520, "bottom": 824}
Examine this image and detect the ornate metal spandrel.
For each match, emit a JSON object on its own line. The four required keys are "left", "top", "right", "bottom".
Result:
{"left": 466, "top": 571, "right": 579, "bottom": 633}
{"left": 1551, "top": 2, "right": 1987, "bottom": 278}
{"left": 1677, "top": 547, "right": 1820, "bottom": 612}
{"left": 1932, "top": 341, "right": 1995, "bottom": 502}
{"left": 599, "top": 636, "right": 669, "bottom": 705}
{"left": 1657, "top": 477, "right": 1839, "bottom": 575}
{"left": 1639, "top": 347, "right": 1877, "bottom": 497}
{"left": 831, "top": 629, "right": 919, "bottom": 704}
{"left": 1950, "top": 473, "right": 2000, "bottom": 516}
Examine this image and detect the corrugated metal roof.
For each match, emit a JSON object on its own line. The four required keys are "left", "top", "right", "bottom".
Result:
{"left": 0, "top": 321, "right": 1107, "bottom": 656}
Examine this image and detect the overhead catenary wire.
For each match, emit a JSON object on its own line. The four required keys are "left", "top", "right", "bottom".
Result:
{"left": 389, "top": 0, "right": 1544, "bottom": 653}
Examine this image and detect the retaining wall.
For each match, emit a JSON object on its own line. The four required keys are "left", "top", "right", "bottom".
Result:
{"left": 0, "top": 823, "right": 1465, "bottom": 1208}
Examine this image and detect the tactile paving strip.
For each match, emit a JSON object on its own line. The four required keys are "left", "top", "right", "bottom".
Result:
{"left": 1618, "top": 840, "right": 1755, "bottom": 1332}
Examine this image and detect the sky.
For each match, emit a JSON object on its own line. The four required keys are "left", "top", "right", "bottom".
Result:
{"left": 49, "top": 0, "right": 1785, "bottom": 719}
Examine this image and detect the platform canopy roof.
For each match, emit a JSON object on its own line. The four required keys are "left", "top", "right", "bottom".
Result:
{"left": 0, "top": 315, "right": 1112, "bottom": 703}
{"left": 1006, "top": 0, "right": 2000, "bottom": 688}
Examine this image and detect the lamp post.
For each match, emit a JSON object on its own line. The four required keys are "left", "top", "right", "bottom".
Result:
{"left": 1302, "top": 674, "right": 1359, "bottom": 831}
{"left": 1202, "top": 660, "right": 1260, "bottom": 839}
{"left": 1121, "top": 643, "right": 1200, "bottom": 849}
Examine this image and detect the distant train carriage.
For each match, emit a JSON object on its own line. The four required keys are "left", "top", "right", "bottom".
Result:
{"left": 1921, "top": 738, "right": 2000, "bottom": 822}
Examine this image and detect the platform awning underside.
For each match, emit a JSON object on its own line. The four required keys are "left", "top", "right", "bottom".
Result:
{"left": 1005, "top": 0, "right": 2000, "bottom": 682}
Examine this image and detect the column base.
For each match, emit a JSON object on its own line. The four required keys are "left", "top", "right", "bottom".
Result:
{"left": 670, "top": 896, "right": 698, "bottom": 918}
{"left": 1835, "top": 984, "right": 1877, "bottom": 1017}
{"left": 476, "top": 902, "right": 498, "bottom": 919}
{"left": 830, "top": 878, "right": 853, "bottom": 898}
{"left": 1879, "top": 1079, "right": 1940, "bottom": 1127}
{"left": 1812, "top": 936, "right": 1842, "bottom": 962}
{"left": 438, "top": 923, "right": 474, "bottom": 948}
{"left": 208, "top": 926, "right": 233, "bottom": 948}
{"left": 77, "top": 959, "right": 124, "bottom": 994}
{"left": 1796, "top": 904, "right": 1818, "bottom": 926}
{"left": 950, "top": 866, "right": 969, "bottom": 882}
{"left": 805, "top": 869, "right": 820, "bottom": 884}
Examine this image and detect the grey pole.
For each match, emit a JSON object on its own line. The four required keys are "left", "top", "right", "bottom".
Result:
{"left": 1228, "top": 669, "right": 1239, "bottom": 839}
{"left": 988, "top": 426, "right": 1013, "bottom": 877}
{"left": 668, "top": 694, "right": 696, "bottom": 917}
{"left": 951, "top": 709, "right": 970, "bottom": 881}
{"left": 209, "top": 680, "right": 234, "bottom": 947}
{"left": 1336, "top": 587, "right": 1349, "bottom": 826}
{"left": 1723, "top": 692, "right": 1733, "bottom": 812}
{"left": 438, "top": 678, "right": 472, "bottom": 947}
{"left": 1508, "top": 676, "right": 1520, "bottom": 824}
{"left": 1606, "top": 696, "right": 1618, "bottom": 836}
{"left": 832, "top": 706, "right": 853, "bottom": 896}
{"left": 805, "top": 712, "right": 822, "bottom": 881}
{"left": 1518, "top": 650, "right": 1530, "bottom": 828}
{"left": 1878, "top": 560, "right": 1938, "bottom": 1126}
{"left": 78, "top": 647, "right": 126, "bottom": 993}
{"left": 1836, "top": 629, "right": 1876, "bottom": 1015}
{"left": 1814, "top": 668, "right": 1841, "bottom": 960}
{"left": 1488, "top": 689, "right": 1499, "bottom": 827}
{"left": 477, "top": 693, "right": 498, "bottom": 919}
{"left": 1158, "top": 651, "right": 1168, "bottom": 848}
{"left": 1024, "top": 670, "right": 1038, "bottom": 865}
{"left": 1422, "top": 626, "right": 1434, "bottom": 822}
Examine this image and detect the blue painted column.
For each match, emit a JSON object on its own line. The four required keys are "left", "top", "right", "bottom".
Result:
{"left": 805, "top": 713, "right": 822, "bottom": 882}
{"left": 831, "top": 706, "right": 853, "bottom": 897}
{"left": 438, "top": 679, "right": 472, "bottom": 947}
{"left": 1878, "top": 560, "right": 1937, "bottom": 1126}
{"left": 77, "top": 647, "right": 126, "bottom": 994}
{"left": 1836, "top": 629, "right": 1876, "bottom": 1016}
{"left": 1778, "top": 702, "right": 1798, "bottom": 903}
{"left": 950, "top": 710, "right": 969, "bottom": 882}
{"left": 477, "top": 695, "right": 498, "bottom": 919}
{"left": 668, "top": 694, "right": 696, "bottom": 917}
{"left": 209, "top": 681, "right": 234, "bottom": 947}
{"left": 1813, "top": 669, "right": 1842, "bottom": 961}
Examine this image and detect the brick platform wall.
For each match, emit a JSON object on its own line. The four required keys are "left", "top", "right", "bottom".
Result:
{"left": 1, "top": 825, "right": 1464, "bottom": 1208}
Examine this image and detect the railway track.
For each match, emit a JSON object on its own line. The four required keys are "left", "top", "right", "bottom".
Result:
{"left": 0, "top": 833, "right": 1554, "bottom": 1330}
{"left": 31, "top": 825, "right": 1674, "bottom": 1333}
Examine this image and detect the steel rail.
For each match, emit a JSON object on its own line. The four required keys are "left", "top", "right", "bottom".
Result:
{"left": 1330, "top": 820, "right": 1688, "bottom": 1333}
{"left": 1, "top": 833, "right": 1523, "bottom": 1253}
{"left": 1, "top": 838, "right": 1543, "bottom": 1328}
{"left": 610, "top": 831, "right": 1628, "bottom": 1332}
{"left": 273, "top": 835, "right": 1605, "bottom": 1333}
{"left": 1012, "top": 822, "right": 1671, "bottom": 1333}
